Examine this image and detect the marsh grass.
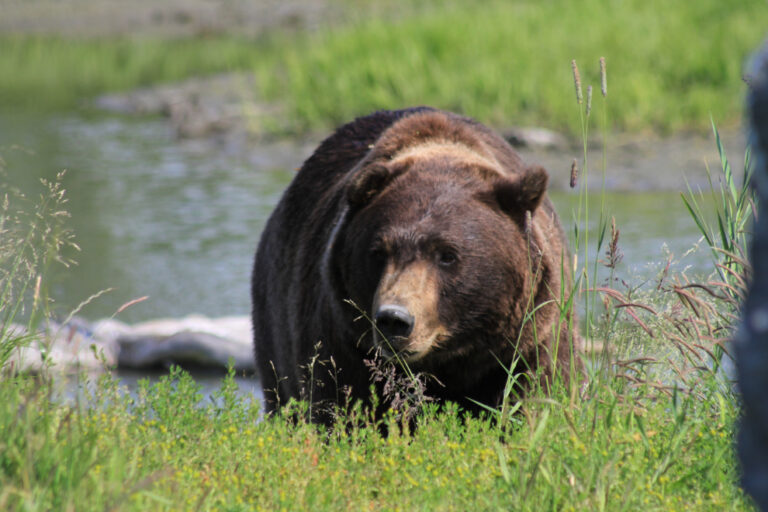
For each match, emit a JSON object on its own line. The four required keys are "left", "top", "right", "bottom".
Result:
{"left": 565, "top": 57, "right": 749, "bottom": 397}
{"left": 677, "top": 120, "right": 755, "bottom": 372}
{"left": 682, "top": 121, "right": 755, "bottom": 300}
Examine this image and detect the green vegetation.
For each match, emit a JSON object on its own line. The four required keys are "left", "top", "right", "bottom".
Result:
{"left": 0, "top": 366, "right": 749, "bottom": 510}
{"left": 258, "top": 0, "right": 764, "bottom": 134}
{"left": 683, "top": 121, "right": 755, "bottom": 296}
{"left": 681, "top": 121, "right": 755, "bottom": 368}
{"left": 2, "top": 0, "right": 765, "bottom": 134}
{"left": 0, "top": 36, "right": 261, "bottom": 111}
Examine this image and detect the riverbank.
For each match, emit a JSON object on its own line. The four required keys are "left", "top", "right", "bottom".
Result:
{"left": 2, "top": 0, "right": 764, "bottom": 135}
{"left": 93, "top": 73, "right": 748, "bottom": 192}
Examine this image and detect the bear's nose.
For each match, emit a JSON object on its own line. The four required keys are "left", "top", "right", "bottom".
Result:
{"left": 374, "top": 305, "right": 414, "bottom": 347}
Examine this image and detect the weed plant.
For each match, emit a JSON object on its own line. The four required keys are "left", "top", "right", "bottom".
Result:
{"left": 681, "top": 121, "right": 756, "bottom": 369}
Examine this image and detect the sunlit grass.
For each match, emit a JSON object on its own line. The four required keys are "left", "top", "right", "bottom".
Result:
{"left": 258, "top": 0, "right": 763, "bottom": 135}
{"left": 0, "top": 362, "right": 750, "bottom": 511}
{"left": 1, "top": 0, "right": 765, "bottom": 135}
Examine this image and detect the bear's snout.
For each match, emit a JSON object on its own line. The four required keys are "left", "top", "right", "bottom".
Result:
{"left": 374, "top": 304, "right": 415, "bottom": 349}
{"left": 372, "top": 260, "right": 449, "bottom": 360}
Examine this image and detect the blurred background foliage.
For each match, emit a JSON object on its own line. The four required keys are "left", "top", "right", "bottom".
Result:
{"left": 1, "top": 0, "right": 765, "bottom": 135}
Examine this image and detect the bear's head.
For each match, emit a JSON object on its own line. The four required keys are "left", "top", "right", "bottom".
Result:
{"left": 333, "top": 128, "right": 556, "bottom": 379}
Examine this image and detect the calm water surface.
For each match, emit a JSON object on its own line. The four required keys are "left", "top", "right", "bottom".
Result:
{"left": 2, "top": 111, "right": 715, "bottom": 325}
{"left": 3, "top": 111, "right": 291, "bottom": 323}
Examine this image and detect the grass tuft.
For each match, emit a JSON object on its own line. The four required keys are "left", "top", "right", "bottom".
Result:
{"left": 0, "top": 164, "right": 77, "bottom": 372}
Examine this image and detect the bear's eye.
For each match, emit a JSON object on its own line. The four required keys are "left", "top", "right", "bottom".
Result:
{"left": 436, "top": 249, "right": 458, "bottom": 267}
{"left": 370, "top": 247, "right": 387, "bottom": 265}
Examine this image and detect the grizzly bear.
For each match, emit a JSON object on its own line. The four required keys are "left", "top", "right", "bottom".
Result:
{"left": 251, "top": 107, "right": 580, "bottom": 422}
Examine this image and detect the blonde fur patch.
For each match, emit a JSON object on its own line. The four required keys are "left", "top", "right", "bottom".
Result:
{"left": 390, "top": 140, "right": 503, "bottom": 177}
{"left": 373, "top": 260, "right": 449, "bottom": 360}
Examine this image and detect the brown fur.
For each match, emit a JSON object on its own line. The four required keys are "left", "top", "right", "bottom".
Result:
{"left": 252, "top": 107, "right": 581, "bottom": 423}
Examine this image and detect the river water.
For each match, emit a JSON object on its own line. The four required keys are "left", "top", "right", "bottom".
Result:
{"left": 2, "top": 110, "right": 747, "bottom": 325}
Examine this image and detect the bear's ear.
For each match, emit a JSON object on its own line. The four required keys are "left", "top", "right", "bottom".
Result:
{"left": 347, "top": 162, "right": 396, "bottom": 209}
{"left": 495, "top": 165, "right": 549, "bottom": 216}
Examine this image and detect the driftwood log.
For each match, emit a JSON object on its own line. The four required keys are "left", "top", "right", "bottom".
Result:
{"left": 7, "top": 315, "right": 255, "bottom": 374}
{"left": 737, "top": 41, "right": 768, "bottom": 510}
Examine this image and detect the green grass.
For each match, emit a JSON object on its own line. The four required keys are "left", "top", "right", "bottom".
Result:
{"left": 258, "top": 0, "right": 764, "bottom": 135}
{"left": 0, "top": 35, "right": 263, "bottom": 111}
{"left": 0, "top": 366, "right": 750, "bottom": 511}
{"left": 2, "top": 0, "right": 766, "bottom": 134}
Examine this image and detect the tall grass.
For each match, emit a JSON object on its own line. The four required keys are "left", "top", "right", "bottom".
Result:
{"left": 0, "top": 165, "right": 77, "bottom": 371}
{"left": 257, "top": 0, "right": 763, "bottom": 134}
{"left": 679, "top": 121, "right": 755, "bottom": 371}
{"left": 682, "top": 121, "right": 755, "bottom": 300}
{"left": 1, "top": 0, "right": 765, "bottom": 135}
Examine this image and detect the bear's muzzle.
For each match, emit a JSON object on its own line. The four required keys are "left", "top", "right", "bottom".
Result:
{"left": 372, "top": 260, "right": 449, "bottom": 361}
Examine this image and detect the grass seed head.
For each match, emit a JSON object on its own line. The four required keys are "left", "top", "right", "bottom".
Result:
{"left": 600, "top": 57, "right": 607, "bottom": 97}
{"left": 571, "top": 59, "right": 583, "bottom": 105}
{"left": 570, "top": 159, "right": 579, "bottom": 188}
{"left": 605, "top": 216, "right": 623, "bottom": 269}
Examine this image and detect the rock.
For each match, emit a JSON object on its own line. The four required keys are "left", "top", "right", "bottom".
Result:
{"left": 504, "top": 127, "right": 568, "bottom": 150}
{"left": 94, "top": 73, "right": 286, "bottom": 141}
{"left": 117, "top": 331, "right": 252, "bottom": 371}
